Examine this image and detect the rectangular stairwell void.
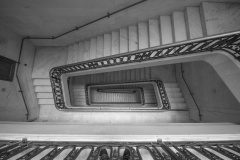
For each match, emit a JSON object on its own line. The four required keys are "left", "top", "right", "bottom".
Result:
{"left": 69, "top": 79, "right": 164, "bottom": 110}
{"left": 86, "top": 83, "right": 157, "bottom": 108}
{"left": 89, "top": 87, "right": 144, "bottom": 105}
{"left": 62, "top": 66, "right": 182, "bottom": 111}
{"left": 53, "top": 65, "right": 189, "bottom": 111}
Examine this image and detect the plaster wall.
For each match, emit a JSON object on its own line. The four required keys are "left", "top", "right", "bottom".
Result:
{"left": 201, "top": 2, "right": 240, "bottom": 36}
{"left": 0, "top": 24, "right": 38, "bottom": 121}
{"left": 32, "top": 47, "right": 68, "bottom": 78}
{"left": 176, "top": 61, "right": 240, "bottom": 123}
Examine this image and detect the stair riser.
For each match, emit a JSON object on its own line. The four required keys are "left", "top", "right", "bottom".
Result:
{"left": 37, "top": 93, "right": 53, "bottom": 99}
{"left": 35, "top": 86, "right": 52, "bottom": 93}
{"left": 33, "top": 79, "right": 51, "bottom": 86}
{"left": 66, "top": 6, "right": 203, "bottom": 63}
{"left": 34, "top": 3, "right": 204, "bottom": 112}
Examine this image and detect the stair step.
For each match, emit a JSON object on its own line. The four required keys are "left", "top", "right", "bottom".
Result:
{"left": 169, "top": 98, "right": 185, "bottom": 103}
{"left": 128, "top": 25, "right": 138, "bottom": 51}
{"left": 111, "top": 31, "right": 120, "bottom": 55}
{"left": 149, "top": 19, "right": 160, "bottom": 47}
{"left": 172, "top": 11, "right": 187, "bottom": 42}
{"left": 170, "top": 103, "right": 188, "bottom": 110}
{"left": 38, "top": 99, "right": 54, "bottom": 105}
{"left": 33, "top": 79, "right": 51, "bottom": 86}
{"left": 164, "top": 83, "right": 178, "bottom": 88}
{"left": 120, "top": 28, "right": 128, "bottom": 53}
{"left": 165, "top": 88, "right": 180, "bottom": 93}
{"left": 138, "top": 22, "right": 149, "bottom": 49}
{"left": 35, "top": 86, "right": 52, "bottom": 93}
{"left": 37, "top": 93, "right": 53, "bottom": 99}
{"left": 167, "top": 93, "right": 183, "bottom": 98}
{"left": 185, "top": 7, "right": 203, "bottom": 39}
{"left": 40, "top": 104, "right": 55, "bottom": 108}
{"left": 160, "top": 16, "right": 173, "bottom": 45}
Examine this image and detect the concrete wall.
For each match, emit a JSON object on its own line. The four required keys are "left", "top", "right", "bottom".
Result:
{"left": 201, "top": 2, "right": 240, "bottom": 36}
{"left": 32, "top": 47, "right": 68, "bottom": 78}
{"left": 176, "top": 61, "right": 240, "bottom": 123}
{"left": 0, "top": 24, "right": 38, "bottom": 121}
{"left": 30, "top": 1, "right": 240, "bottom": 124}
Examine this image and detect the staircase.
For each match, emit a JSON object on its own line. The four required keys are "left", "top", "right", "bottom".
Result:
{"left": 32, "top": 4, "right": 207, "bottom": 122}
{"left": 33, "top": 78, "right": 53, "bottom": 106}
{"left": 66, "top": 7, "right": 204, "bottom": 64}
{"left": 165, "top": 83, "right": 187, "bottom": 110}
{"left": 33, "top": 67, "right": 187, "bottom": 110}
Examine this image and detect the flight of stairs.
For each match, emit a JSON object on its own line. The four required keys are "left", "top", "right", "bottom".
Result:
{"left": 164, "top": 83, "right": 187, "bottom": 110}
{"left": 66, "top": 7, "right": 204, "bottom": 64}
{"left": 33, "top": 78, "right": 54, "bottom": 106}
{"left": 89, "top": 83, "right": 157, "bottom": 107}
{"left": 33, "top": 67, "right": 187, "bottom": 110}
{"left": 33, "top": 5, "right": 204, "bottom": 112}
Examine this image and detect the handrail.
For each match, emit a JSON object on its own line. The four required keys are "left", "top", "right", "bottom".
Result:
{"left": 1, "top": 140, "right": 240, "bottom": 159}
{"left": 47, "top": 30, "right": 240, "bottom": 69}
{"left": 16, "top": 37, "right": 29, "bottom": 120}
{"left": 16, "top": 0, "right": 148, "bottom": 119}
{"left": 180, "top": 63, "right": 202, "bottom": 121}
{"left": 49, "top": 31, "right": 240, "bottom": 110}
{"left": 14, "top": 0, "right": 240, "bottom": 113}
{"left": 85, "top": 80, "right": 170, "bottom": 109}
{"left": 24, "top": 0, "right": 148, "bottom": 40}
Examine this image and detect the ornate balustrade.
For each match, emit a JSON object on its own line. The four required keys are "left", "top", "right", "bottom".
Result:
{"left": 50, "top": 31, "right": 240, "bottom": 110}
{"left": 85, "top": 80, "right": 170, "bottom": 109}
{"left": 1, "top": 140, "right": 240, "bottom": 159}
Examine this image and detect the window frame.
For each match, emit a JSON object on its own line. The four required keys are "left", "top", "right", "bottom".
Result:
{"left": 0, "top": 55, "right": 16, "bottom": 82}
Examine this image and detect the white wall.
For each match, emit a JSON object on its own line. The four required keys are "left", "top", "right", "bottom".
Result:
{"left": 0, "top": 24, "right": 38, "bottom": 121}
{"left": 176, "top": 61, "right": 240, "bottom": 123}
{"left": 32, "top": 47, "right": 68, "bottom": 78}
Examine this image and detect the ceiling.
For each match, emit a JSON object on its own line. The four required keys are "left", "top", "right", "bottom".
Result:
{"left": 0, "top": 0, "right": 239, "bottom": 46}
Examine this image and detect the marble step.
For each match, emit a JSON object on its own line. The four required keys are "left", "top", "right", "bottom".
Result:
{"left": 37, "top": 93, "right": 53, "bottom": 99}
{"left": 64, "top": 5, "right": 203, "bottom": 65}
{"left": 165, "top": 88, "right": 180, "bottom": 93}
{"left": 167, "top": 93, "right": 183, "bottom": 98}
{"left": 164, "top": 83, "right": 178, "bottom": 88}
{"left": 169, "top": 97, "right": 185, "bottom": 103}
{"left": 38, "top": 99, "right": 54, "bottom": 105}
{"left": 33, "top": 79, "right": 51, "bottom": 86}
{"left": 185, "top": 7, "right": 204, "bottom": 39}
{"left": 35, "top": 86, "right": 52, "bottom": 93}
{"left": 172, "top": 11, "right": 187, "bottom": 42}
{"left": 170, "top": 103, "right": 188, "bottom": 110}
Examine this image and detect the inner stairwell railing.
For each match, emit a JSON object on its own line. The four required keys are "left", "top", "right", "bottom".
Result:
{"left": 50, "top": 31, "right": 240, "bottom": 110}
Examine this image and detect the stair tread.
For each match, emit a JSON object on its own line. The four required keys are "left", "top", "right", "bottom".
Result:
{"left": 33, "top": 79, "right": 51, "bottom": 86}
{"left": 38, "top": 99, "right": 54, "bottom": 104}
{"left": 35, "top": 86, "right": 52, "bottom": 93}
{"left": 37, "top": 93, "right": 53, "bottom": 99}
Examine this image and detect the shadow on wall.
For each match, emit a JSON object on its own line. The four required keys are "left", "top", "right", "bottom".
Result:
{"left": 176, "top": 60, "right": 240, "bottom": 123}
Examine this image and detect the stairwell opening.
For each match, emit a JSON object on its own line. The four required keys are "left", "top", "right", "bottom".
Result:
{"left": 61, "top": 64, "right": 189, "bottom": 112}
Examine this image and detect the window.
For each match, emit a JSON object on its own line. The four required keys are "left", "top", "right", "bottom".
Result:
{"left": 0, "top": 55, "right": 16, "bottom": 81}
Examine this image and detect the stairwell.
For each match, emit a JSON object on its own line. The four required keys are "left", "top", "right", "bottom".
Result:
{"left": 32, "top": 3, "right": 228, "bottom": 122}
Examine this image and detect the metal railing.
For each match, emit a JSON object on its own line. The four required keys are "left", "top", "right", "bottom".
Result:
{"left": 17, "top": 0, "right": 148, "bottom": 120}
{"left": 180, "top": 63, "right": 202, "bottom": 121}
{"left": 0, "top": 139, "right": 240, "bottom": 159}
{"left": 91, "top": 87, "right": 145, "bottom": 105}
{"left": 85, "top": 80, "right": 170, "bottom": 109}
{"left": 16, "top": 37, "right": 29, "bottom": 120}
{"left": 50, "top": 31, "right": 240, "bottom": 111}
